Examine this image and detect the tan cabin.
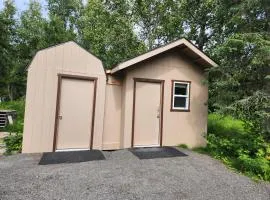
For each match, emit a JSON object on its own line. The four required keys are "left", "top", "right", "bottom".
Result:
{"left": 22, "top": 38, "right": 217, "bottom": 153}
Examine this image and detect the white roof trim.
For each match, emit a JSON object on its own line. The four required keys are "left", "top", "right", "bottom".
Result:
{"left": 111, "top": 38, "right": 218, "bottom": 74}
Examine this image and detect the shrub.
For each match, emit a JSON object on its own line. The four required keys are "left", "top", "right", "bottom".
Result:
{"left": 3, "top": 132, "right": 23, "bottom": 154}
{"left": 237, "top": 153, "right": 270, "bottom": 181}
{"left": 203, "top": 113, "right": 270, "bottom": 181}
{"left": 0, "top": 100, "right": 25, "bottom": 154}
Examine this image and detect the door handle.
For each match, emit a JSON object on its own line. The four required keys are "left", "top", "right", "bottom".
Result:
{"left": 157, "top": 107, "right": 160, "bottom": 118}
{"left": 58, "top": 115, "right": 62, "bottom": 120}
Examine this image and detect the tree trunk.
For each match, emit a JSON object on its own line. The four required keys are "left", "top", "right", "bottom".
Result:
{"left": 197, "top": 23, "right": 206, "bottom": 50}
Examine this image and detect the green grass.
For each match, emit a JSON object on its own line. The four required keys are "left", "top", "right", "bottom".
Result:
{"left": 208, "top": 113, "right": 246, "bottom": 136}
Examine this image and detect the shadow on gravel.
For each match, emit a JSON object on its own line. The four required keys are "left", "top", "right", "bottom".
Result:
{"left": 39, "top": 150, "right": 105, "bottom": 165}
{"left": 129, "top": 147, "right": 188, "bottom": 160}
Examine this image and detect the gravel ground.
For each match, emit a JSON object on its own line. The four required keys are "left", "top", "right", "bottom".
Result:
{"left": 0, "top": 148, "right": 269, "bottom": 200}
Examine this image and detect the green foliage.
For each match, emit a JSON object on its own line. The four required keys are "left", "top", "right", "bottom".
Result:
{"left": 3, "top": 132, "right": 23, "bottom": 154}
{"left": 178, "top": 0, "right": 231, "bottom": 50}
{"left": 204, "top": 113, "right": 270, "bottom": 181}
{"left": 80, "top": 0, "right": 146, "bottom": 68}
{"left": 48, "top": 0, "right": 83, "bottom": 28}
{"left": 131, "top": 0, "right": 184, "bottom": 49}
{"left": 208, "top": 33, "right": 270, "bottom": 141}
{"left": 208, "top": 114, "right": 245, "bottom": 136}
{"left": 45, "top": 0, "right": 82, "bottom": 45}
{"left": 0, "top": 100, "right": 24, "bottom": 133}
{"left": 17, "top": 1, "right": 47, "bottom": 63}
{"left": 0, "top": 100, "right": 25, "bottom": 154}
{"left": 0, "top": 0, "right": 19, "bottom": 101}
{"left": 237, "top": 153, "right": 270, "bottom": 181}
{"left": 0, "top": 100, "right": 25, "bottom": 123}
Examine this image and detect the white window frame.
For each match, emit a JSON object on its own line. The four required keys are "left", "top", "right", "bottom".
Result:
{"left": 172, "top": 81, "right": 190, "bottom": 111}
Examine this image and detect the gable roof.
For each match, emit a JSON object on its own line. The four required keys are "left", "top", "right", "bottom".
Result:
{"left": 26, "top": 41, "right": 104, "bottom": 71}
{"left": 111, "top": 38, "right": 218, "bottom": 74}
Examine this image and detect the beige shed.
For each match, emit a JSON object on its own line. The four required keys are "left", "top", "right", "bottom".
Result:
{"left": 22, "top": 39, "right": 217, "bottom": 153}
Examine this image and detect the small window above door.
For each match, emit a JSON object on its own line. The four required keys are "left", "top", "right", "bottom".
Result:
{"left": 171, "top": 80, "right": 190, "bottom": 112}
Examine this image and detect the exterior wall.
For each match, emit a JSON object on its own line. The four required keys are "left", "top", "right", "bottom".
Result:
{"left": 102, "top": 83, "right": 122, "bottom": 150}
{"left": 120, "top": 50, "right": 208, "bottom": 148}
{"left": 23, "top": 41, "right": 209, "bottom": 153}
{"left": 22, "top": 42, "right": 106, "bottom": 153}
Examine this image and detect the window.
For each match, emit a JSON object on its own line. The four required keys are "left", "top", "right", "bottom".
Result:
{"left": 171, "top": 81, "right": 190, "bottom": 111}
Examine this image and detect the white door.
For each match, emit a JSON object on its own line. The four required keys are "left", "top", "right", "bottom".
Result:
{"left": 56, "top": 77, "right": 94, "bottom": 151}
{"left": 133, "top": 81, "right": 161, "bottom": 147}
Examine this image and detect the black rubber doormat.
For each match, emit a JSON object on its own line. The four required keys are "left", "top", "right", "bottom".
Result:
{"left": 129, "top": 147, "right": 187, "bottom": 160}
{"left": 39, "top": 150, "right": 105, "bottom": 165}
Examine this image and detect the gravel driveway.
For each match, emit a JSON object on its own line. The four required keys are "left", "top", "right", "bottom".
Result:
{"left": 0, "top": 148, "right": 269, "bottom": 200}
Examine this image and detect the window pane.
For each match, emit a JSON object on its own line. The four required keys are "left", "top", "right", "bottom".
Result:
{"left": 174, "top": 97, "right": 187, "bottom": 108}
{"left": 174, "top": 83, "right": 187, "bottom": 95}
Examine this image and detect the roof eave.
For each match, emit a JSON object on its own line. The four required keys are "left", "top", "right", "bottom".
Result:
{"left": 111, "top": 38, "right": 218, "bottom": 74}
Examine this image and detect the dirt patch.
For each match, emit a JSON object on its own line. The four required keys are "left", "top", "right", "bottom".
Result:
{"left": 0, "top": 132, "right": 8, "bottom": 155}
{"left": 0, "top": 132, "right": 9, "bottom": 139}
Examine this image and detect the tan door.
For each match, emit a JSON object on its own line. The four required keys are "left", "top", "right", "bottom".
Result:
{"left": 56, "top": 77, "right": 94, "bottom": 151}
{"left": 133, "top": 81, "right": 161, "bottom": 147}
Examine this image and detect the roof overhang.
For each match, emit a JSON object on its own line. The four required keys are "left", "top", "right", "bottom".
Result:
{"left": 111, "top": 38, "right": 218, "bottom": 74}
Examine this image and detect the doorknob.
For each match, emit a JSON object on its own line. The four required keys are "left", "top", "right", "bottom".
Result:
{"left": 58, "top": 115, "right": 62, "bottom": 120}
{"left": 157, "top": 107, "right": 160, "bottom": 118}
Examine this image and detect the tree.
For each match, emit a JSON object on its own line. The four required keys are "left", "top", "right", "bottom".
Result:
{"left": 8, "top": 0, "right": 48, "bottom": 100}
{"left": 0, "top": 0, "right": 18, "bottom": 100}
{"left": 209, "top": 33, "right": 270, "bottom": 139}
{"left": 47, "top": 0, "right": 83, "bottom": 30}
{"left": 80, "top": 0, "right": 145, "bottom": 68}
{"left": 228, "top": 0, "right": 270, "bottom": 34}
{"left": 206, "top": 0, "right": 270, "bottom": 139}
{"left": 17, "top": 0, "right": 47, "bottom": 69}
{"left": 131, "top": 0, "right": 184, "bottom": 49}
{"left": 45, "top": 0, "right": 83, "bottom": 45}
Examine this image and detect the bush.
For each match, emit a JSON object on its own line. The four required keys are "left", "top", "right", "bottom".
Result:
{"left": 202, "top": 113, "right": 270, "bottom": 181}
{"left": 3, "top": 132, "right": 23, "bottom": 154}
{"left": 0, "top": 100, "right": 25, "bottom": 154}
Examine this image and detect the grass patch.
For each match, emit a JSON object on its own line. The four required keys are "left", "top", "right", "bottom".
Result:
{"left": 208, "top": 113, "right": 246, "bottom": 136}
